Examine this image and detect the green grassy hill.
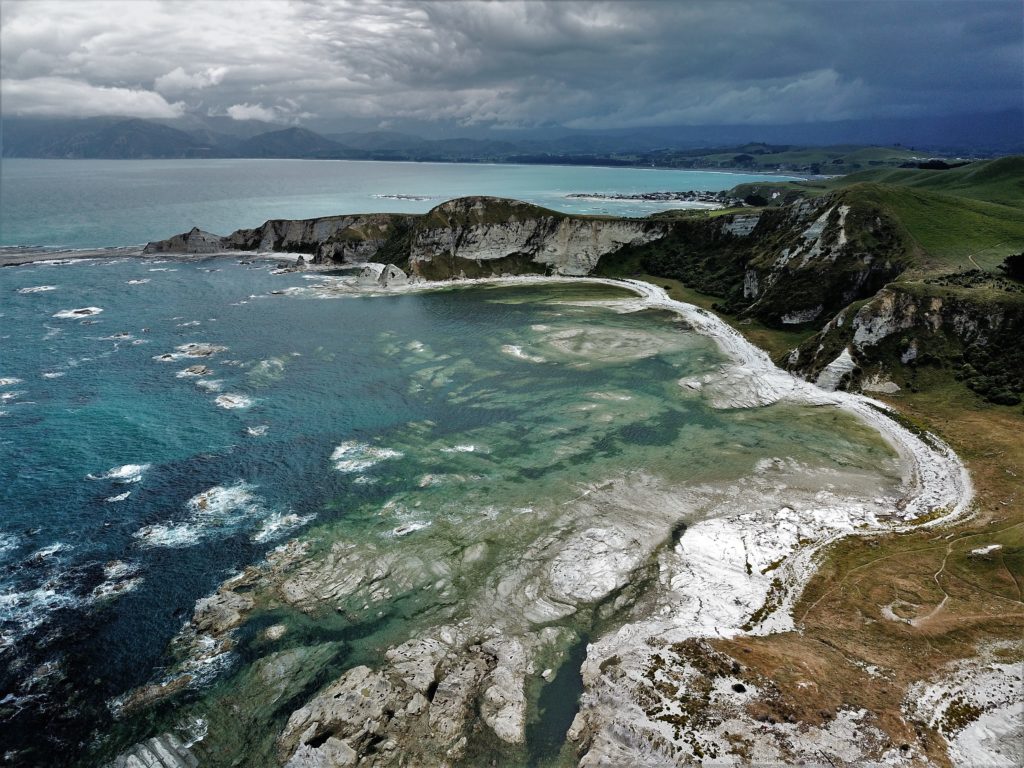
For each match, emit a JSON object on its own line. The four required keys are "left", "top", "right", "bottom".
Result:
{"left": 651, "top": 143, "right": 950, "bottom": 174}
{"left": 734, "top": 155, "right": 1023, "bottom": 204}
{"left": 830, "top": 155, "right": 1024, "bottom": 207}
{"left": 732, "top": 156, "right": 1024, "bottom": 273}
{"left": 419, "top": 196, "right": 571, "bottom": 228}
{"left": 837, "top": 183, "right": 1024, "bottom": 272}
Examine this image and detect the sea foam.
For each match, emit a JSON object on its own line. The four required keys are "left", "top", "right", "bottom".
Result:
{"left": 215, "top": 393, "right": 254, "bottom": 409}
{"left": 391, "top": 521, "right": 430, "bottom": 537}
{"left": 87, "top": 464, "right": 151, "bottom": 484}
{"left": 440, "top": 444, "right": 477, "bottom": 453}
{"left": 501, "top": 344, "right": 545, "bottom": 363}
{"left": 252, "top": 512, "right": 315, "bottom": 543}
{"left": 133, "top": 481, "right": 272, "bottom": 548}
{"left": 331, "top": 441, "right": 404, "bottom": 473}
{"left": 53, "top": 307, "right": 103, "bottom": 319}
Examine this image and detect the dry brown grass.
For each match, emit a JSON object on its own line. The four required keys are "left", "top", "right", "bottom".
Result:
{"left": 709, "top": 374, "right": 1024, "bottom": 762}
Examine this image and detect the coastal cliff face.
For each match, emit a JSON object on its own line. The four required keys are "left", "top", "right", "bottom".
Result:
{"left": 143, "top": 197, "right": 665, "bottom": 277}
{"left": 224, "top": 213, "right": 407, "bottom": 262}
{"left": 407, "top": 197, "right": 665, "bottom": 278}
{"left": 144, "top": 193, "right": 905, "bottom": 315}
{"left": 609, "top": 191, "right": 911, "bottom": 326}
{"left": 786, "top": 278, "right": 1024, "bottom": 402}
{"left": 142, "top": 193, "right": 1019, "bottom": 403}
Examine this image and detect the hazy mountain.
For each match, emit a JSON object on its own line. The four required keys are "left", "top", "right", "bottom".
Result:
{"left": 234, "top": 127, "right": 357, "bottom": 158}
{"left": 2, "top": 109, "right": 1020, "bottom": 161}
{"left": 1, "top": 116, "right": 122, "bottom": 157}
{"left": 324, "top": 130, "right": 429, "bottom": 151}
{"left": 153, "top": 114, "right": 285, "bottom": 139}
{"left": 1, "top": 118, "right": 210, "bottom": 158}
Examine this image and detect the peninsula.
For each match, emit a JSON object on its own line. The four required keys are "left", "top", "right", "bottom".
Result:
{"left": 126, "top": 156, "right": 1024, "bottom": 766}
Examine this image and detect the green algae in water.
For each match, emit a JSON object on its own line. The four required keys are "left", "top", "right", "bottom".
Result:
{"left": 0, "top": 260, "right": 901, "bottom": 765}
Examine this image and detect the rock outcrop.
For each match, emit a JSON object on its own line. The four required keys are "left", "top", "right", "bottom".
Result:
{"left": 787, "top": 278, "right": 1024, "bottom": 403}
{"left": 143, "top": 227, "right": 225, "bottom": 255}
{"left": 143, "top": 196, "right": 665, "bottom": 277}
{"left": 106, "top": 733, "right": 198, "bottom": 768}
{"left": 126, "top": 473, "right": 714, "bottom": 767}
{"left": 358, "top": 262, "right": 408, "bottom": 287}
{"left": 408, "top": 197, "right": 664, "bottom": 277}
{"left": 610, "top": 191, "right": 912, "bottom": 326}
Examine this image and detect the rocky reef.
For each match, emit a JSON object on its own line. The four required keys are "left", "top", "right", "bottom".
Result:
{"left": 104, "top": 279, "right": 975, "bottom": 768}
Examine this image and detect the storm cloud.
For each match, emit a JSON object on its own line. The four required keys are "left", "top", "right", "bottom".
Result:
{"left": 0, "top": 0, "right": 1019, "bottom": 130}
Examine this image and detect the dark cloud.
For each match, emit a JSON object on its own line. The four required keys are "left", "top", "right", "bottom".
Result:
{"left": 0, "top": 0, "right": 1019, "bottom": 129}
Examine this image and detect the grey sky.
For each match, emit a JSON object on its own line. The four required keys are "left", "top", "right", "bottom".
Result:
{"left": 0, "top": 0, "right": 1020, "bottom": 131}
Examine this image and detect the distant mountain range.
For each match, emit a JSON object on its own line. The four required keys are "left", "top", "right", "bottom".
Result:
{"left": 1, "top": 110, "right": 1020, "bottom": 166}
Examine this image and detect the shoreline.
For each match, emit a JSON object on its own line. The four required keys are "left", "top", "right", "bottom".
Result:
{"left": 24, "top": 258, "right": 979, "bottom": 764}
{"left": 0, "top": 155, "right": 810, "bottom": 179}
{"left": 390, "top": 272, "right": 974, "bottom": 521}
{"left": 280, "top": 268, "right": 975, "bottom": 649}
{"left": 436, "top": 275, "right": 977, "bottom": 763}
{"left": 312, "top": 269, "right": 972, "bottom": 521}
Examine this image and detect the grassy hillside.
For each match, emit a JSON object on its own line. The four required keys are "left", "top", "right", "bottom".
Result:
{"left": 733, "top": 155, "right": 1024, "bottom": 206}
{"left": 732, "top": 157, "right": 1024, "bottom": 273}
{"left": 702, "top": 144, "right": 929, "bottom": 172}
{"left": 645, "top": 143, "right": 959, "bottom": 174}
{"left": 419, "top": 196, "right": 571, "bottom": 228}
{"left": 840, "top": 184, "right": 1024, "bottom": 272}
{"left": 835, "top": 155, "right": 1024, "bottom": 207}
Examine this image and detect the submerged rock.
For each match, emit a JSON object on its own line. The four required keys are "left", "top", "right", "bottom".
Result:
{"left": 106, "top": 732, "right": 198, "bottom": 768}
{"left": 192, "top": 590, "right": 253, "bottom": 636}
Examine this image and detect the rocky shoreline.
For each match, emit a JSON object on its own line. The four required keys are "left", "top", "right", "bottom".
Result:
{"left": 103, "top": 273, "right": 981, "bottom": 767}
{"left": 566, "top": 190, "right": 740, "bottom": 207}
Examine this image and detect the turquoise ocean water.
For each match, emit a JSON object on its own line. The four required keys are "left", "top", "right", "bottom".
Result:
{"left": 0, "top": 158, "right": 797, "bottom": 249}
{"left": 1, "top": 161, "right": 891, "bottom": 766}
{"left": 0, "top": 258, "right": 900, "bottom": 765}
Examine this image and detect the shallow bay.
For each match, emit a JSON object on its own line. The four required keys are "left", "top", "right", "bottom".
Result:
{"left": 0, "top": 257, "right": 899, "bottom": 765}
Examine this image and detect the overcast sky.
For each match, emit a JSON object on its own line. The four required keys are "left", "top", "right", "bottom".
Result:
{"left": 0, "top": 0, "right": 1020, "bottom": 132}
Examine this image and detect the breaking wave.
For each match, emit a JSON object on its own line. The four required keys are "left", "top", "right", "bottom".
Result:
{"left": 87, "top": 464, "right": 151, "bottom": 484}
{"left": 331, "top": 441, "right": 404, "bottom": 473}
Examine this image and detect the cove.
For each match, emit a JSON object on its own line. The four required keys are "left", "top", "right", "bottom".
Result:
{"left": 0, "top": 256, "right": 911, "bottom": 765}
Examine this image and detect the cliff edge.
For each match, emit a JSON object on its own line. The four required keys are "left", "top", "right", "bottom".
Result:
{"left": 143, "top": 196, "right": 666, "bottom": 278}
